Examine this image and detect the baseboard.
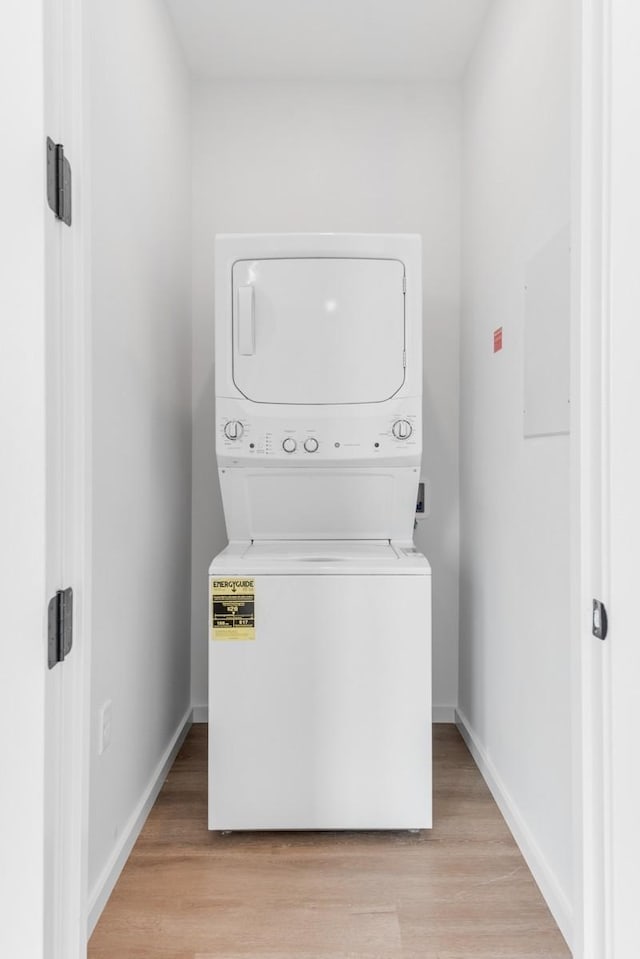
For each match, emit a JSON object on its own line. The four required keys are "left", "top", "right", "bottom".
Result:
{"left": 432, "top": 705, "right": 456, "bottom": 723}
{"left": 455, "top": 708, "right": 573, "bottom": 950}
{"left": 193, "top": 704, "right": 455, "bottom": 724}
{"left": 191, "top": 703, "right": 208, "bottom": 723}
{"left": 87, "top": 705, "right": 193, "bottom": 937}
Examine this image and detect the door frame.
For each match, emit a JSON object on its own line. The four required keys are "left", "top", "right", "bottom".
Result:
{"left": 569, "top": 0, "right": 640, "bottom": 956}
{"left": 0, "top": 0, "right": 90, "bottom": 955}
{"left": 571, "top": 0, "right": 610, "bottom": 956}
{"left": 44, "top": 0, "right": 92, "bottom": 955}
{"left": 599, "top": 0, "right": 640, "bottom": 955}
{"left": 0, "top": 1, "right": 50, "bottom": 955}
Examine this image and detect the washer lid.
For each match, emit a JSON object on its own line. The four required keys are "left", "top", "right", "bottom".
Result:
{"left": 210, "top": 540, "right": 431, "bottom": 576}
{"left": 247, "top": 540, "right": 396, "bottom": 562}
{"left": 231, "top": 257, "right": 406, "bottom": 405}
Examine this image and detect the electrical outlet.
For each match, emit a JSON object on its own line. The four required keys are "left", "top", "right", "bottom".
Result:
{"left": 99, "top": 699, "right": 112, "bottom": 755}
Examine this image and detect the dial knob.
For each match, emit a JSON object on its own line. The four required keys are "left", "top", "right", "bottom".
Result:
{"left": 282, "top": 437, "right": 297, "bottom": 453}
{"left": 304, "top": 437, "right": 319, "bottom": 453}
{"left": 224, "top": 420, "right": 244, "bottom": 441}
{"left": 392, "top": 419, "right": 413, "bottom": 440}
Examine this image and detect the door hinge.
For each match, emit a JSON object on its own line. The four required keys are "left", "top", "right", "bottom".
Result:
{"left": 402, "top": 275, "right": 407, "bottom": 294}
{"left": 46, "top": 137, "right": 72, "bottom": 226}
{"left": 48, "top": 588, "right": 73, "bottom": 669}
{"left": 592, "top": 598, "right": 608, "bottom": 641}
{"left": 402, "top": 349, "right": 406, "bottom": 368}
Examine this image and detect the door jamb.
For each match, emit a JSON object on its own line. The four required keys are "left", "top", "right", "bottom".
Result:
{"left": 571, "top": 0, "right": 610, "bottom": 956}
{"left": 45, "top": 0, "right": 92, "bottom": 955}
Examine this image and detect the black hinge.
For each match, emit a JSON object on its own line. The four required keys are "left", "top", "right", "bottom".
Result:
{"left": 592, "top": 598, "right": 608, "bottom": 641}
{"left": 48, "top": 588, "right": 73, "bottom": 669}
{"left": 46, "top": 137, "right": 72, "bottom": 226}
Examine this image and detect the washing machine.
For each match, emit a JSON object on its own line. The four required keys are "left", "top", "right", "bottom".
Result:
{"left": 208, "top": 233, "right": 432, "bottom": 830}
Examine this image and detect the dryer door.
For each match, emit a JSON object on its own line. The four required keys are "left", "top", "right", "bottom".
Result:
{"left": 231, "top": 257, "right": 406, "bottom": 405}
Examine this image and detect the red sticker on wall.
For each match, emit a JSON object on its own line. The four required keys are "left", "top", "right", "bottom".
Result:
{"left": 493, "top": 327, "right": 503, "bottom": 353}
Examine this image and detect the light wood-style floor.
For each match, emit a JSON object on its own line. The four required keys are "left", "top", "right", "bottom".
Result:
{"left": 89, "top": 724, "right": 571, "bottom": 959}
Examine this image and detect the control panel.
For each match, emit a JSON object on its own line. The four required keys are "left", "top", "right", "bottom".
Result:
{"left": 216, "top": 399, "right": 421, "bottom": 467}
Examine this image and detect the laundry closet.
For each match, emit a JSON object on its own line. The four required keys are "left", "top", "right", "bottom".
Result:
{"left": 86, "top": 0, "right": 573, "bottom": 947}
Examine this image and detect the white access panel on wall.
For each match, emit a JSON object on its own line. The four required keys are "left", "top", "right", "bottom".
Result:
{"left": 232, "top": 257, "right": 406, "bottom": 405}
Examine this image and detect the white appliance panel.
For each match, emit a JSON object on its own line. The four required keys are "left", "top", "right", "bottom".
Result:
{"left": 215, "top": 396, "right": 421, "bottom": 468}
{"left": 208, "top": 571, "right": 432, "bottom": 830}
{"left": 232, "top": 258, "right": 405, "bottom": 405}
{"left": 246, "top": 540, "right": 398, "bottom": 564}
{"left": 219, "top": 468, "right": 419, "bottom": 542}
{"left": 212, "top": 539, "right": 431, "bottom": 576}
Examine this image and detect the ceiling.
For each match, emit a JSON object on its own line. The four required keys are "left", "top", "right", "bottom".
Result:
{"left": 165, "top": 0, "right": 491, "bottom": 81}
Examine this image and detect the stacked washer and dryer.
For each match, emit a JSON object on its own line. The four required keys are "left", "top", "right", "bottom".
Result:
{"left": 208, "top": 234, "right": 432, "bottom": 831}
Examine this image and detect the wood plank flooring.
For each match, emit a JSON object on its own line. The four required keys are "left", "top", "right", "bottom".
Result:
{"left": 88, "top": 724, "right": 571, "bottom": 958}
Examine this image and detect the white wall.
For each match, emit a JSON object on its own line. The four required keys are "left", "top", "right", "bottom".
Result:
{"left": 459, "top": 0, "right": 572, "bottom": 942}
{"left": 190, "top": 80, "right": 461, "bottom": 716}
{"left": 87, "top": 0, "right": 192, "bottom": 903}
{"left": 0, "top": 1, "right": 47, "bottom": 955}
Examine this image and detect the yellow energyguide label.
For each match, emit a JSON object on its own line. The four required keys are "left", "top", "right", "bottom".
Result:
{"left": 211, "top": 577, "right": 255, "bottom": 640}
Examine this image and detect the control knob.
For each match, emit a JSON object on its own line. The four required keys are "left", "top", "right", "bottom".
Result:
{"left": 223, "top": 420, "right": 244, "bottom": 440}
{"left": 282, "top": 437, "right": 297, "bottom": 453}
{"left": 304, "top": 437, "right": 319, "bottom": 453}
{"left": 392, "top": 419, "right": 413, "bottom": 440}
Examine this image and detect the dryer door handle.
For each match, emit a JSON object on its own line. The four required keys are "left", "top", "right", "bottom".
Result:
{"left": 237, "top": 285, "right": 255, "bottom": 355}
